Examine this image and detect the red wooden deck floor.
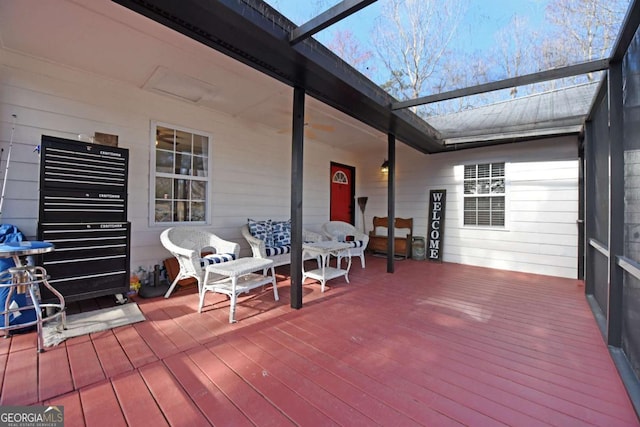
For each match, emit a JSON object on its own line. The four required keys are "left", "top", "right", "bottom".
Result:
{"left": 0, "top": 257, "right": 638, "bottom": 426}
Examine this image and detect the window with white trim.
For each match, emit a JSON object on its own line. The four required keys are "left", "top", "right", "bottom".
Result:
{"left": 463, "top": 162, "right": 505, "bottom": 227}
{"left": 152, "top": 123, "right": 210, "bottom": 224}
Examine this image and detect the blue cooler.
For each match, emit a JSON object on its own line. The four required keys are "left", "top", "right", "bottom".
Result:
{"left": 0, "top": 225, "right": 37, "bottom": 331}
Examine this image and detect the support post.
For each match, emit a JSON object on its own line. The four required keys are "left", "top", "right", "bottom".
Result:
{"left": 584, "top": 120, "right": 595, "bottom": 295}
{"left": 290, "top": 86, "right": 305, "bottom": 309}
{"left": 577, "top": 139, "right": 585, "bottom": 280}
{"left": 608, "top": 61, "right": 624, "bottom": 347}
{"left": 387, "top": 133, "right": 395, "bottom": 273}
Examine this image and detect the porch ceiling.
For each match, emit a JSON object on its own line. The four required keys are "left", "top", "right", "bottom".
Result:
{"left": 0, "top": 0, "right": 390, "bottom": 154}
{"left": 110, "top": 0, "right": 444, "bottom": 154}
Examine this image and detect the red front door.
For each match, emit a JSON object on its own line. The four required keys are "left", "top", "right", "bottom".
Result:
{"left": 330, "top": 163, "right": 355, "bottom": 223}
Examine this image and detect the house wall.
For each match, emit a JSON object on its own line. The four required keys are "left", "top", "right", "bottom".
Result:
{"left": 0, "top": 49, "right": 361, "bottom": 272}
{"left": 359, "top": 138, "right": 580, "bottom": 278}
{"left": 0, "top": 48, "right": 580, "bottom": 279}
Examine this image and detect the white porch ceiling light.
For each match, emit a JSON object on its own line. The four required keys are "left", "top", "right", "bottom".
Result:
{"left": 142, "top": 66, "right": 219, "bottom": 106}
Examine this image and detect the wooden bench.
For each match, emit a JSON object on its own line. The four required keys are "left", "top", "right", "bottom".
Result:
{"left": 368, "top": 216, "right": 413, "bottom": 259}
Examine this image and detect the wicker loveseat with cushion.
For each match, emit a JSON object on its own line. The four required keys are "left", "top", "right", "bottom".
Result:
{"left": 160, "top": 226, "right": 240, "bottom": 298}
{"left": 241, "top": 219, "right": 324, "bottom": 268}
{"left": 321, "top": 221, "right": 369, "bottom": 268}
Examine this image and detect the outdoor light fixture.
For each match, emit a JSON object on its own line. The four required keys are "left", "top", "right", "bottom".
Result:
{"left": 380, "top": 159, "right": 389, "bottom": 173}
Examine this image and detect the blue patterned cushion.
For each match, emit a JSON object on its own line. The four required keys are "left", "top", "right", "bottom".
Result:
{"left": 342, "top": 240, "right": 364, "bottom": 248}
{"left": 248, "top": 218, "right": 273, "bottom": 247}
{"left": 265, "top": 245, "right": 291, "bottom": 257}
{"left": 271, "top": 219, "right": 291, "bottom": 247}
{"left": 200, "top": 253, "right": 236, "bottom": 267}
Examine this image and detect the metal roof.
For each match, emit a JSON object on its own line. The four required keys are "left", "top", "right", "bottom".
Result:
{"left": 426, "top": 82, "right": 600, "bottom": 146}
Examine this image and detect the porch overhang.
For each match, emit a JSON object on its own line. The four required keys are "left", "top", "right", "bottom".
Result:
{"left": 111, "top": 0, "right": 444, "bottom": 154}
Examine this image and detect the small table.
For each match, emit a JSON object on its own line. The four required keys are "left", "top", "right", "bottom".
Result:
{"left": 0, "top": 241, "right": 66, "bottom": 352}
{"left": 200, "top": 258, "right": 277, "bottom": 323}
{"left": 0, "top": 240, "right": 55, "bottom": 265}
{"left": 302, "top": 241, "right": 352, "bottom": 292}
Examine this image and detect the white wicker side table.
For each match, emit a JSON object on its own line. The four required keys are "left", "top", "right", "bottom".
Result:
{"left": 199, "top": 257, "right": 276, "bottom": 323}
{"left": 302, "top": 241, "right": 352, "bottom": 292}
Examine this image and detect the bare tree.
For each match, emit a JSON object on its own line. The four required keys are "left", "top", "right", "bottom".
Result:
{"left": 328, "top": 29, "right": 375, "bottom": 79}
{"left": 543, "top": 0, "right": 629, "bottom": 80}
{"left": 273, "top": 0, "right": 629, "bottom": 116}
{"left": 420, "top": 52, "right": 493, "bottom": 116}
{"left": 373, "top": 0, "right": 468, "bottom": 102}
{"left": 492, "top": 15, "right": 540, "bottom": 97}
{"left": 471, "top": 0, "right": 628, "bottom": 100}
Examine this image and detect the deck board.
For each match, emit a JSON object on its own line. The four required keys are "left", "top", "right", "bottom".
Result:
{"left": 230, "top": 335, "right": 382, "bottom": 427}
{"left": 189, "top": 344, "right": 296, "bottom": 426}
{"left": 211, "top": 337, "right": 339, "bottom": 426}
{"left": 1, "top": 347, "right": 38, "bottom": 405}
{"left": 142, "top": 306, "right": 201, "bottom": 352}
{"left": 38, "top": 345, "right": 74, "bottom": 402}
{"left": 255, "top": 327, "right": 426, "bottom": 426}
{"left": 274, "top": 320, "right": 478, "bottom": 426}
{"left": 111, "top": 370, "right": 169, "bottom": 427}
{"left": 130, "top": 314, "right": 180, "bottom": 359}
{"left": 44, "top": 391, "right": 85, "bottom": 427}
{"left": 79, "top": 379, "right": 127, "bottom": 427}
{"left": 112, "top": 324, "right": 158, "bottom": 368}
{"left": 289, "top": 315, "right": 557, "bottom": 425}
{"left": 138, "top": 360, "right": 211, "bottom": 427}
{"left": 162, "top": 350, "right": 253, "bottom": 427}
{"left": 91, "top": 331, "right": 134, "bottom": 378}
{"left": 306, "top": 285, "right": 633, "bottom": 423}
{"left": 0, "top": 257, "right": 638, "bottom": 426}
{"left": 66, "top": 338, "right": 106, "bottom": 389}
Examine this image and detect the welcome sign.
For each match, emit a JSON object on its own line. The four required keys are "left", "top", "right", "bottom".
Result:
{"left": 427, "top": 189, "right": 446, "bottom": 261}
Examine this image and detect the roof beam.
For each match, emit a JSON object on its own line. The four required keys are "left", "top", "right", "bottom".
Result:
{"left": 289, "top": 0, "right": 376, "bottom": 45}
{"left": 392, "top": 59, "right": 610, "bottom": 110}
{"left": 610, "top": 0, "right": 640, "bottom": 62}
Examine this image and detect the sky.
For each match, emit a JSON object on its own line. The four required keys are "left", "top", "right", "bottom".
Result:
{"left": 265, "top": 0, "right": 629, "bottom": 113}
{"left": 266, "top": 0, "right": 551, "bottom": 54}
{"left": 266, "top": 0, "right": 554, "bottom": 96}
{"left": 458, "top": 0, "right": 549, "bottom": 52}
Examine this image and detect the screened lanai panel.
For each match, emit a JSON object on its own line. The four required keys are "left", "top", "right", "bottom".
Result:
{"left": 622, "top": 24, "right": 640, "bottom": 379}
{"left": 589, "top": 89, "right": 611, "bottom": 315}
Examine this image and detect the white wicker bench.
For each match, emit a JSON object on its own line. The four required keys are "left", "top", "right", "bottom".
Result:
{"left": 240, "top": 223, "right": 324, "bottom": 268}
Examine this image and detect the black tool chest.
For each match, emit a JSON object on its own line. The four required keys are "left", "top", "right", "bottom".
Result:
{"left": 37, "top": 135, "right": 130, "bottom": 303}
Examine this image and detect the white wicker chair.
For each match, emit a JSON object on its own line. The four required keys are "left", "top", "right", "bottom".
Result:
{"left": 160, "top": 227, "right": 240, "bottom": 298}
{"left": 321, "top": 221, "right": 369, "bottom": 268}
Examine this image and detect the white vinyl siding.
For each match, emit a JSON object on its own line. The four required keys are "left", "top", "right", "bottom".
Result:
{"left": 2, "top": 46, "right": 579, "bottom": 279}
{"left": 1, "top": 49, "right": 361, "bottom": 272}
{"left": 361, "top": 139, "right": 579, "bottom": 278}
